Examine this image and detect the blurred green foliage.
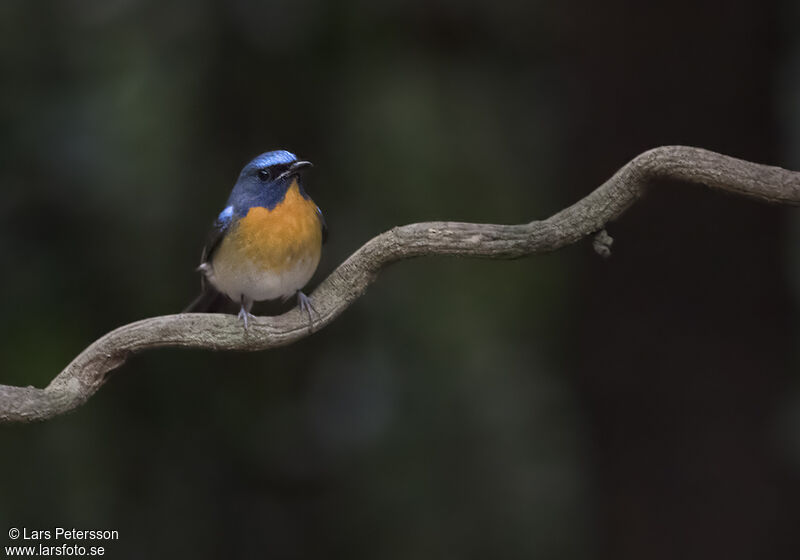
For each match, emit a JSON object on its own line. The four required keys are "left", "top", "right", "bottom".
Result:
{"left": 1, "top": 0, "right": 799, "bottom": 559}
{"left": 0, "top": 1, "right": 586, "bottom": 558}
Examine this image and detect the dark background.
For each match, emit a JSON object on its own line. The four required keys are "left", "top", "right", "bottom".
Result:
{"left": 1, "top": 1, "right": 799, "bottom": 558}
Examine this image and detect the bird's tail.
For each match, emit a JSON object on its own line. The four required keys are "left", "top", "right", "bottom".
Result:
{"left": 183, "top": 288, "right": 227, "bottom": 313}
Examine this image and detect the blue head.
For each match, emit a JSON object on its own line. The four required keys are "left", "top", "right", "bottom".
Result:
{"left": 226, "top": 150, "right": 312, "bottom": 213}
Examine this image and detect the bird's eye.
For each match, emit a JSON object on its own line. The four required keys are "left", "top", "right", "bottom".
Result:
{"left": 257, "top": 169, "right": 271, "bottom": 181}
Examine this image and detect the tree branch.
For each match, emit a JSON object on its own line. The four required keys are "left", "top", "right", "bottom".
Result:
{"left": 2, "top": 146, "right": 799, "bottom": 423}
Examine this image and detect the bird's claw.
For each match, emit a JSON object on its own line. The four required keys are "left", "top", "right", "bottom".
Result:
{"left": 297, "top": 291, "right": 317, "bottom": 326}
{"left": 237, "top": 307, "right": 256, "bottom": 329}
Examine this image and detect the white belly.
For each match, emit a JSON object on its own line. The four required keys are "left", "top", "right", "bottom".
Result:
{"left": 207, "top": 255, "right": 319, "bottom": 303}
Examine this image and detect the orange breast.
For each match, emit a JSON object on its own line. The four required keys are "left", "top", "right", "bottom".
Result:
{"left": 216, "top": 180, "right": 322, "bottom": 273}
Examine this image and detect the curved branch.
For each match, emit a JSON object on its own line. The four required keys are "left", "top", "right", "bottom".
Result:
{"left": 2, "top": 146, "right": 799, "bottom": 423}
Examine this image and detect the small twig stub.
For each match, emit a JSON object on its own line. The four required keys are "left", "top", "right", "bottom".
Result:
{"left": 593, "top": 229, "right": 614, "bottom": 258}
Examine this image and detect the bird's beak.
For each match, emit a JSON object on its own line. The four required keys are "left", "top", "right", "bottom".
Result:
{"left": 278, "top": 160, "right": 312, "bottom": 180}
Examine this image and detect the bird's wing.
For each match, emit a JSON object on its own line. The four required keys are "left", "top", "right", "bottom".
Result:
{"left": 316, "top": 205, "right": 328, "bottom": 244}
{"left": 198, "top": 205, "right": 235, "bottom": 290}
{"left": 201, "top": 205, "right": 234, "bottom": 262}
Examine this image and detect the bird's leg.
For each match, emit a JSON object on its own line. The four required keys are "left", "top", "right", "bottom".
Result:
{"left": 296, "top": 291, "right": 316, "bottom": 325}
{"left": 237, "top": 295, "right": 256, "bottom": 329}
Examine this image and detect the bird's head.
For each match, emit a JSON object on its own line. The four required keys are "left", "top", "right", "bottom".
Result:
{"left": 229, "top": 150, "right": 312, "bottom": 210}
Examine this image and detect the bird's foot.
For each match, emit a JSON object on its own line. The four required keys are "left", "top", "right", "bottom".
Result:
{"left": 297, "top": 291, "right": 317, "bottom": 326}
{"left": 237, "top": 307, "right": 256, "bottom": 329}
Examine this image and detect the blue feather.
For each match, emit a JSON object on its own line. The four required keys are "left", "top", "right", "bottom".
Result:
{"left": 238, "top": 150, "right": 297, "bottom": 179}
{"left": 216, "top": 205, "right": 234, "bottom": 226}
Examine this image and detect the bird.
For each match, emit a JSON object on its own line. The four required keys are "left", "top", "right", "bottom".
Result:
{"left": 185, "top": 150, "right": 327, "bottom": 328}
